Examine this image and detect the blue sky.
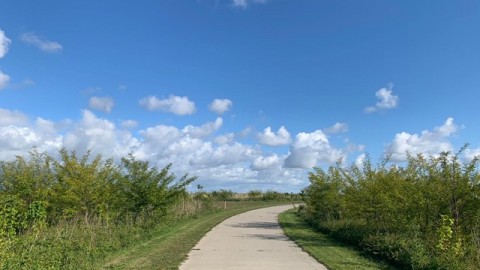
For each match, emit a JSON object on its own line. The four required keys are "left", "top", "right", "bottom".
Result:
{"left": 1, "top": 1, "right": 479, "bottom": 192}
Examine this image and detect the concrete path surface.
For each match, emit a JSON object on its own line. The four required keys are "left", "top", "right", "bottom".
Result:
{"left": 180, "top": 205, "right": 327, "bottom": 270}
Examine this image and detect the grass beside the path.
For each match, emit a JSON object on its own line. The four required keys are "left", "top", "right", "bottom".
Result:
{"left": 279, "top": 209, "right": 398, "bottom": 270}
{"left": 99, "top": 201, "right": 291, "bottom": 270}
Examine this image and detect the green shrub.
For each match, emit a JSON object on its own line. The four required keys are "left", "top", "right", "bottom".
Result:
{"left": 301, "top": 146, "right": 480, "bottom": 269}
{"left": 0, "top": 148, "right": 199, "bottom": 269}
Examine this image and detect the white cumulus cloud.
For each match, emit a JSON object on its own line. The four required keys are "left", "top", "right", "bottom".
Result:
{"left": 214, "top": 133, "right": 235, "bottom": 145}
{"left": 385, "top": 117, "right": 458, "bottom": 162}
{"left": 0, "top": 70, "right": 10, "bottom": 89}
{"left": 139, "top": 95, "right": 196, "bottom": 115}
{"left": 0, "top": 108, "right": 28, "bottom": 126}
{"left": 465, "top": 148, "right": 480, "bottom": 162}
{"left": 284, "top": 130, "right": 345, "bottom": 168}
{"left": 233, "top": 0, "right": 248, "bottom": 8}
{"left": 354, "top": 153, "right": 367, "bottom": 168}
{"left": 209, "top": 99, "right": 233, "bottom": 115}
{"left": 137, "top": 124, "right": 183, "bottom": 160}
{"left": 183, "top": 117, "right": 223, "bottom": 138}
{"left": 238, "top": 126, "right": 252, "bottom": 138}
{"left": 257, "top": 126, "right": 292, "bottom": 146}
{"left": 0, "top": 108, "right": 348, "bottom": 192}
{"left": 232, "top": 0, "right": 268, "bottom": 8}
{"left": 121, "top": 120, "right": 138, "bottom": 129}
{"left": 324, "top": 122, "right": 348, "bottom": 134}
{"left": 190, "top": 142, "right": 259, "bottom": 168}
{"left": 251, "top": 154, "right": 282, "bottom": 171}
{"left": 20, "top": 32, "right": 62, "bottom": 53}
{"left": 136, "top": 121, "right": 259, "bottom": 172}
{"left": 63, "top": 110, "right": 139, "bottom": 159}
{"left": 0, "top": 113, "right": 63, "bottom": 160}
{"left": 364, "top": 84, "right": 399, "bottom": 113}
{"left": 89, "top": 96, "right": 114, "bottom": 113}
{"left": 0, "top": 126, "right": 40, "bottom": 157}
{"left": 0, "top": 29, "right": 11, "bottom": 58}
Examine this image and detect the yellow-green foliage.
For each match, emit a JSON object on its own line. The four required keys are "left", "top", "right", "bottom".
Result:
{"left": 0, "top": 148, "right": 197, "bottom": 269}
{"left": 302, "top": 146, "right": 480, "bottom": 269}
{"left": 0, "top": 148, "right": 296, "bottom": 269}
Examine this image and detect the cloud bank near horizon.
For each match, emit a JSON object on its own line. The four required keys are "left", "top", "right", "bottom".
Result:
{"left": 0, "top": 102, "right": 474, "bottom": 192}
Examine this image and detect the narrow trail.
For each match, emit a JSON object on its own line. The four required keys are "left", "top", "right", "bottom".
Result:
{"left": 180, "top": 205, "right": 328, "bottom": 270}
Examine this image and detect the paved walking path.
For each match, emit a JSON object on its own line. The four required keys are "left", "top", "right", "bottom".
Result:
{"left": 180, "top": 205, "right": 327, "bottom": 270}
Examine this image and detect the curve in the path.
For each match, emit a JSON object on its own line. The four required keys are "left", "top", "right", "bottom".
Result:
{"left": 180, "top": 205, "right": 328, "bottom": 270}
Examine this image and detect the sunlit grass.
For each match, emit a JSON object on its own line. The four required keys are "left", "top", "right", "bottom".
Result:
{"left": 99, "top": 201, "right": 289, "bottom": 270}
{"left": 279, "top": 209, "right": 397, "bottom": 270}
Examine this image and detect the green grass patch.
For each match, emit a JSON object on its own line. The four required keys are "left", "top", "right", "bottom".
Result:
{"left": 279, "top": 209, "right": 398, "bottom": 270}
{"left": 99, "top": 201, "right": 291, "bottom": 270}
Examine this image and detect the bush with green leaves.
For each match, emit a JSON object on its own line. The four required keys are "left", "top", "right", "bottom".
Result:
{"left": 0, "top": 148, "right": 199, "bottom": 269}
{"left": 301, "top": 146, "right": 480, "bottom": 269}
{"left": 0, "top": 148, "right": 197, "bottom": 235}
{"left": 118, "top": 154, "right": 196, "bottom": 223}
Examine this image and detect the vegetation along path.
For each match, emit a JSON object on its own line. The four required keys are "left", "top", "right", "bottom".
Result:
{"left": 279, "top": 209, "right": 396, "bottom": 270}
{"left": 180, "top": 205, "right": 327, "bottom": 270}
{"left": 98, "top": 201, "right": 288, "bottom": 269}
